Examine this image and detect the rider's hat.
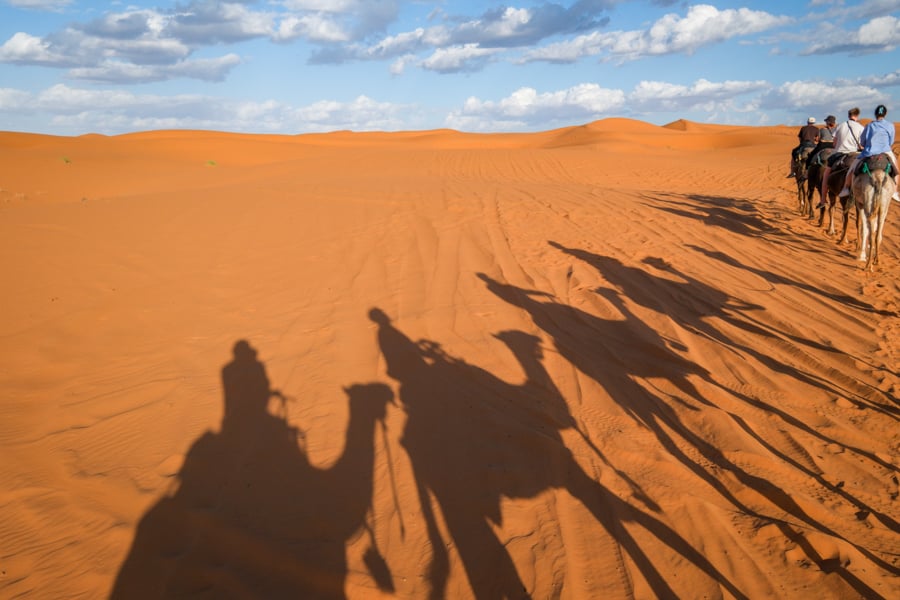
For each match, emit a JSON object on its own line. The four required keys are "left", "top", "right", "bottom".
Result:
{"left": 807, "top": 117, "right": 816, "bottom": 124}
{"left": 825, "top": 115, "right": 836, "bottom": 124}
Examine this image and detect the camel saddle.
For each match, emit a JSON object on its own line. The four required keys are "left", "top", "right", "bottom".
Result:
{"left": 827, "top": 152, "right": 857, "bottom": 169}
{"left": 811, "top": 147, "right": 834, "bottom": 166}
{"left": 855, "top": 153, "right": 893, "bottom": 175}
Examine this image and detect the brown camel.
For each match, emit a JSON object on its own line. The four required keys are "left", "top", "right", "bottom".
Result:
{"left": 802, "top": 148, "right": 833, "bottom": 220}
{"left": 793, "top": 146, "right": 814, "bottom": 213}
{"left": 819, "top": 155, "right": 857, "bottom": 243}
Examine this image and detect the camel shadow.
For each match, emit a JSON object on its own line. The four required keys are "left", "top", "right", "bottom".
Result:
{"left": 110, "top": 340, "right": 393, "bottom": 599}
{"left": 645, "top": 193, "right": 781, "bottom": 239}
{"left": 369, "top": 308, "right": 746, "bottom": 600}
{"left": 477, "top": 244, "right": 896, "bottom": 595}
{"left": 684, "top": 243, "right": 891, "bottom": 316}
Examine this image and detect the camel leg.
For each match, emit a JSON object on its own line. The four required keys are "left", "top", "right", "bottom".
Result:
{"left": 872, "top": 194, "right": 891, "bottom": 269}
{"left": 866, "top": 211, "right": 877, "bottom": 270}
{"left": 808, "top": 179, "right": 817, "bottom": 220}
{"left": 837, "top": 196, "right": 852, "bottom": 245}
{"left": 856, "top": 199, "right": 868, "bottom": 262}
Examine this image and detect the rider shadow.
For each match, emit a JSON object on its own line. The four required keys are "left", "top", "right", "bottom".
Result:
{"left": 551, "top": 242, "right": 899, "bottom": 428}
{"left": 684, "top": 243, "right": 893, "bottom": 316}
{"left": 110, "top": 340, "right": 392, "bottom": 599}
{"left": 369, "top": 308, "right": 745, "bottom": 600}
{"left": 645, "top": 193, "right": 782, "bottom": 239}
{"left": 478, "top": 244, "right": 896, "bottom": 593}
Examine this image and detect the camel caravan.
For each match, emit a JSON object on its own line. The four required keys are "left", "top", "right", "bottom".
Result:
{"left": 788, "top": 104, "right": 898, "bottom": 271}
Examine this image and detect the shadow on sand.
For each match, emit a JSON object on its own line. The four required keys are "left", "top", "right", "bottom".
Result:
{"left": 369, "top": 308, "right": 747, "bottom": 600}
{"left": 111, "top": 340, "right": 393, "bottom": 599}
{"left": 473, "top": 242, "right": 895, "bottom": 598}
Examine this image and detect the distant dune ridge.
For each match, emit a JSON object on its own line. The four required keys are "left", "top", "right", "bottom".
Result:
{"left": 0, "top": 119, "right": 898, "bottom": 599}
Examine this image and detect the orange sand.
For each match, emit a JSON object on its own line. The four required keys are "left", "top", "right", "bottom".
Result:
{"left": 1, "top": 120, "right": 898, "bottom": 599}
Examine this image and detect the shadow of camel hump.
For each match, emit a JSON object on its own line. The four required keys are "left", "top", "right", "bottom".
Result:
{"left": 369, "top": 307, "right": 747, "bottom": 600}
{"left": 110, "top": 340, "right": 392, "bottom": 600}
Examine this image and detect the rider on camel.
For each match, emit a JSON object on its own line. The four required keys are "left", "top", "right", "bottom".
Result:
{"left": 838, "top": 105, "right": 900, "bottom": 202}
{"left": 788, "top": 117, "right": 819, "bottom": 177}
{"left": 805, "top": 114, "right": 836, "bottom": 167}
{"left": 818, "top": 108, "right": 863, "bottom": 208}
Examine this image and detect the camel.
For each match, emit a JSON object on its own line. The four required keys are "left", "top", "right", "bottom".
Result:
{"left": 852, "top": 159, "right": 896, "bottom": 271}
{"left": 818, "top": 156, "right": 856, "bottom": 242}
{"left": 802, "top": 148, "right": 833, "bottom": 220}
{"left": 793, "top": 146, "right": 813, "bottom": 213}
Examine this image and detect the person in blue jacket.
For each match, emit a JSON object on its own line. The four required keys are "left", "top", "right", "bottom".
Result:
{"left": 839, "top": 105, "right": 899, "bottom": 202}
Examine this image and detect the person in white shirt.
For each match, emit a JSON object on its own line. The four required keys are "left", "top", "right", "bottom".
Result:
{"left": 819, "top": 108, "right": 863, "bottom": 205}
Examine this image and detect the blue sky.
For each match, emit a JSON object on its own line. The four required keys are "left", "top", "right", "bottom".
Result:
{"left": 1, "top": 0, "right": 898, "bottom": 135}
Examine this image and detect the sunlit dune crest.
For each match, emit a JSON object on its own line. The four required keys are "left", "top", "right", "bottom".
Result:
{"left": 1, "top": 120, "right": 898, "bottom": 599}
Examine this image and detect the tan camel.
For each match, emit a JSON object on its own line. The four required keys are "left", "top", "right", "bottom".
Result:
{"left": 852, "top": 163, "right": 895, "bottom": 271}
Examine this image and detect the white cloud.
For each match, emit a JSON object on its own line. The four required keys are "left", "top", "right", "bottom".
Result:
{"left": 524, "top": 4, "right": 791, "bottom": 63}
{"left": 281, "top": 0, "right": 400, "bottom": 40}
{"left": 447, "top": 83, "right": 626, "bottom": 130}
{"left": 389, "top": 53, "right": 417, "bottom": 75}
{"left": 847, "top": 68, "right": 900, "bottom": 88}
{"left": 315, "top": 1, "right": 613, "bottom": 69}
{"left": 0, "top": 4, "right": 254, "bottom": 82}
{"left": 282, "top": 0, "right": 359, "bottom": 11}
{"left": 456, "top": 7, "right": 533, "bottom": 42}
{"left": 166, "top": 2, "right": 276, "bottom": 44}
{"left": 6, "top": 0, "right": 71, "bottom": 10}
{"left": 0, "top": 87, "right": 32, "bottom": 109}
{"left": 518, "top": 30, "right": 604, "bottom": 63}
{"left": 803, "top": 15, "right": 900, "bottom": 54}
{"left": 0, "top": 32, "right": 71, "bottom": 65}
{"left": 630, "top": 78, "right": 770, "bottom": 111}
{"left": 68, "top": 54, "right": 241, "bottom": 83}
{"left": 420, "top": 44, "right": 500, "bottom": 73}
{"left": 0, "top": 84, "right": 416, "bottom": 134}
{"left": 760, "top": 79, "right": 885, "bottom": 115}
{"left": 274, "top": 14, "right": 349, "bottom": 43}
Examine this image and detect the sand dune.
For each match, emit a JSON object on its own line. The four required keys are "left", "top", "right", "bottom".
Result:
{"left": 1, "top": 119, "right": 898, "bottom": 599}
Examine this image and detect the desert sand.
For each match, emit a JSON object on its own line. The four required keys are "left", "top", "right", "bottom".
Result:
{"left": 0, "top": 119, "right": 897, "bottom": 599}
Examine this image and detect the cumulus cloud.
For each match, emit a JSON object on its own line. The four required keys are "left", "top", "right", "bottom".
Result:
{"left": 280, "top": 0, "right": 401, "bottom": 41}
{"left": 833, "top": 0, "right": 900, "bottom": 21}
{"left": 444, "top": 76, "right": 796, "bottom": 130}
{"left": 846, "top": 68, "right": 900, "bottom": 89}
{"left": 0, "top": 32, "right": 73, "bottom": 65}
{"left": 0, "top": 2, "right": 269, "bottom": 82}
{"left": 446, "top": 83, "right": 626, "bottom": 130}
{"left": 449, "top": 3, "right": 610, "bottom": 48}
{"left": 274, "top": 14, "right": 350, "bottom": 43}
{"left": 0, "top": 0, "right": 407, "bottom": 80}
{"left": 68, "top": 54, "right": 241, "bottom": 83}
{"left": 312, "top": 1, "right": 614, "bottom": 69}
{"left": 630, "top": 78, "right": 770, "bottom": 112}
{"left": 6, "top": 0, "right": 71, "bottom": 10}
{"left": 803, "top": 15, "right": 900, "bottom": 54}
{"left": 420, "top": 44, "right": 501, "bottom": 73}
{"left": 0, "top": 83, "right": 416, "bottom": 134}
{"left": 759, "top": 79, "right": 885, "bottom": 116}
{"left": 523, "top": 4, "right": 791, "bottom": 63}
